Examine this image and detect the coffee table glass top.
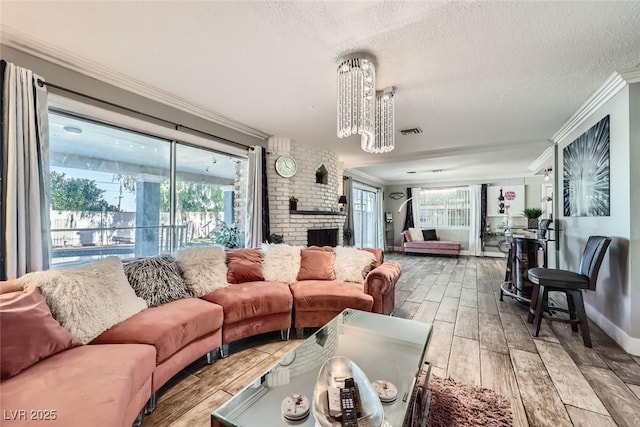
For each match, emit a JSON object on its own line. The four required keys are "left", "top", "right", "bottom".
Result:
{"left": 212, "top": 309, "right": 432, "bottom": 427}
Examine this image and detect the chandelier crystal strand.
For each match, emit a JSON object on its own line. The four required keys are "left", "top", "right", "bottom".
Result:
{"left": 337, "top": 54, "right": 376, "bottom": 140}
{"left": 368, "top": 86, "right": 395, "bottom": 153}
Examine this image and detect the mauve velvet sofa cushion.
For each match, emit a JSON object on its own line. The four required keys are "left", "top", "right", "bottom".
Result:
{"left": 290, "top": 280, "right": 373, "bottom": 312}
{"left": 201, "top": 281, "right": 293, "bottom": 324}
{"left": 92, "top": 298, "right": 223, "bottom": 363}
{"left": 0, "top": 288, "right": 81, "bottom": 380}
{"left": 0, "top": 344, "right": 155, "bottom": 426}
{"left": 297, "top": 248, "right": 336, "bottom": 281}
{"left": 226, "top": 249, "right": 264, "bottom": 284}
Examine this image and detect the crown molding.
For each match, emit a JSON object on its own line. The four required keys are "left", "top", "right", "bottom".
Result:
{"left": 0, "top": 25, "right": 270, "bottom": 140}
{"left": 344, "top": 168, "right": 385, "bottom": 186}
{"left": 552, "top": 68, "right": 640, "bottom": 144}
{"left": 528, "top": 146, "right": 554, "bottom": 173}
{"left": 388, "top": 171, "right": 543, "bottom": 188}
{"left": 343, "top": 139, "right": 550, "bottom": 169}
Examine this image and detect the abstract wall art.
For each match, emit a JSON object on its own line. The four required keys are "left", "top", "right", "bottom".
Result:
{"left": 563, "top": 115, "right": 610, "bottom": 217}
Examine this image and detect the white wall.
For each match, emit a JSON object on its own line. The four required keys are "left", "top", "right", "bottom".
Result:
{"left": 1, "top": 45, "right": 264, "bottom": 148}
{"left": 555, "top": 84, "right": 638, "bottom": 354}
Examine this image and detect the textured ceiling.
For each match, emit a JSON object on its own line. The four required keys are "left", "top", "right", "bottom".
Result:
{"left": 2, "top": 1, "right": 640, "bottom": 184}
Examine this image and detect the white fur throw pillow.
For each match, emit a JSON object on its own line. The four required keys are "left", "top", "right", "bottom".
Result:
{"left": 408, "top": 227, "right": 424, "bottom": 242}
{"left": 261, "top": 244, "right": 301, "bottom": 284}
{"left": 18, "top": 256, "right": 147, "bottom": 344}
{"left": 175, "top": 246, "right": 229, "bottom": 297}
{"left": 334, "top": 247, "right": 376, "bottom": 283}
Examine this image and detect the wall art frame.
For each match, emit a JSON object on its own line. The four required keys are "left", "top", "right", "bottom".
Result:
{"left": 563, "top": 115, "right": 610, "bottom": 217}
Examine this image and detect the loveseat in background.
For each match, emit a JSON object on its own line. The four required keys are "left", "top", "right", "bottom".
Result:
{"left": 401, "top": 229, "right": 462, "bottom": 256}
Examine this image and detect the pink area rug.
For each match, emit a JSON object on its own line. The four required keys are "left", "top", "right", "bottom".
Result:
{"left": 426, "top": 376, "right": 513, "bottom": 427}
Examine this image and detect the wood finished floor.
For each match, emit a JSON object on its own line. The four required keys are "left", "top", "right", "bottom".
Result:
{"left": 143, "top": 254, "right": 640, "bottom": 427}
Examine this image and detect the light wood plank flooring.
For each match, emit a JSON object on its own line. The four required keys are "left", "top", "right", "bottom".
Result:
{"left": 143, "top": 254, "right": 640, "bottom": 426}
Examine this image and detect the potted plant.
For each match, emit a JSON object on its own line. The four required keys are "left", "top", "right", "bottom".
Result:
{"left": 212, "top": 222, "right": 242, "bottom": 248}
{"left": 269, "top": 233, "right": 284, "bottom": 244}
{"left": 343, "top": 228, "right": 353, "bottom": 245}
{"left": 523, "top": 207, "right": 543, "bottom": 229}
{"left": 289, "top": 196, "right": 298, "bottom": 211}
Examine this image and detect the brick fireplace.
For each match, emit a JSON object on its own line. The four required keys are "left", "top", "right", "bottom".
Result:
{"left": 266, "top": 137, "right": 345, "bottom": 246}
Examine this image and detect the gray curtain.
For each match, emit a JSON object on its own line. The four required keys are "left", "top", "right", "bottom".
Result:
{"left": 245, "top": 146, "right": 263, "bottom": 248}
{"left": 1, "top": 60, "right": 51, "bottom": 280}
{"left": 343, "top": 176, "right": 354, "bottom": 246}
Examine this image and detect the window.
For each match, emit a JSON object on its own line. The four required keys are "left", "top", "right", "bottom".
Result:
{"left": 49, "top": 111, "right": 246, "bottom": 266}
{"left": 418, "top": 188, "right": 470, "bottom": 229}
{"left": 352, "top": 187, "right": 378, "bottom": 248}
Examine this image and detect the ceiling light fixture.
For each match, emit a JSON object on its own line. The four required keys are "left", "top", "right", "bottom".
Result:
{"left": 365, "top": 86, "right": 395, "bottom": 153}
{"left": 336, "top": 53, "right": 376, "bottom": 146}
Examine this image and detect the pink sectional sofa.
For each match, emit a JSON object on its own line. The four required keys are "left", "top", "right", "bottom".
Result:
{"left": 401, "top": 230, "right": 462, "bottom": 256}
{"left": 0, "top": 245, "right": 401, "bottom": 426}
{"left": 91, "top": 298, "right": 224, "bottom": 400}
{"left": 0, "top": 279, "right": 223, "bottom": 427}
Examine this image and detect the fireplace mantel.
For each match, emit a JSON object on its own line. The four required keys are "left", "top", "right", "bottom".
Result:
{"left": 290, "top": 210, "right": 346, "bottom": 216}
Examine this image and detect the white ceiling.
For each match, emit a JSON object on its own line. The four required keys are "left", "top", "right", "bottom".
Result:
{"left": 2, "top": 1, "right": 640, "bottom": 185}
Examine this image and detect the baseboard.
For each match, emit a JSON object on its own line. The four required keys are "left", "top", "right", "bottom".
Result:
{"left": 584, "top": 302, "right": 640, "bottom": 356}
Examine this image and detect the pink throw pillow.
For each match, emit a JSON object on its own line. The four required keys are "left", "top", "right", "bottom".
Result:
{"left": 226, "top": 249, "right": 264, "bottom": 284}
{"left": 297, "top": 248, "right": 336, "bottom": 281}
{"left": 0, "top": 288, "right": 81, "bottom": 380}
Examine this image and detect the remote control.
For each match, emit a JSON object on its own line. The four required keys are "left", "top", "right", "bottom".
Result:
{"left": 340, "top": 386, "right": 358, "bottom": 427}
{"left": 344, "top": 378, "right": 363, "bottom": 417}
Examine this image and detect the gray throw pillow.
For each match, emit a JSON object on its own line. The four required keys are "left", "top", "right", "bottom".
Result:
{"left": 124, "top": 254, "right": 191, "bottom": 307}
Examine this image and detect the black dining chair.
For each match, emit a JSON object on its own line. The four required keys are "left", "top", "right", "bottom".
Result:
{"left": 527, "top": 235, "right": 611, "bottom": 347}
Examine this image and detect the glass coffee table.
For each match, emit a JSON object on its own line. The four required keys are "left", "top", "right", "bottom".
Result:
{"left": 212, "top": 309, "right": 432, "bottom": 427}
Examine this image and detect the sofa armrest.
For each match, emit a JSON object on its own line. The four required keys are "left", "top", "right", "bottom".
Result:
{"left": 364, "top": 261, "right": 402, "bottom": 314}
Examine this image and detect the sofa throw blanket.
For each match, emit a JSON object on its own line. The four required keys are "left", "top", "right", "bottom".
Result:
{"left": 176, "top": 246, "right": 229, "bottom": 297}
{"left": 124, "top": 254, "right": 191, "bottom": 306}
{"left": 262, "top": 244, "right": 301, "bottom": 284}
{"left": 18, "top": 257, "right": 147, "bottom": 344}
{"left": 334, "top": 247, "right": 375, "bottom": 283}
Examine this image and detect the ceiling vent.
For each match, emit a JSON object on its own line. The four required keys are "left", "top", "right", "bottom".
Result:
{"left": 400, "top": 127, "right": 422, "bottom": 135}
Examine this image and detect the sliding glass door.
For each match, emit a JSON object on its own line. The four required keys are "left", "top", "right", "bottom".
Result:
{"left": 352, "top": 187, "right": 379, "bottom": 248}
{"left": 48, "top": 111, "right": 246, "bottom": 266}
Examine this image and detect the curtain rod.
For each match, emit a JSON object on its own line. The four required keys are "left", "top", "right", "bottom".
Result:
{"left": 37, "top": 79, "right": 250, "bottom": 152}
{"left": 344, "top": 176, "right": 381, "bottom": 191}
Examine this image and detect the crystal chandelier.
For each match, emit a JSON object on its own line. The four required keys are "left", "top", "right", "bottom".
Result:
{"left": 364, "top": 86, "right": 395, "bottom": 153}
{"left": 336, "top": 53, "right": 376, "bottom": 143}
